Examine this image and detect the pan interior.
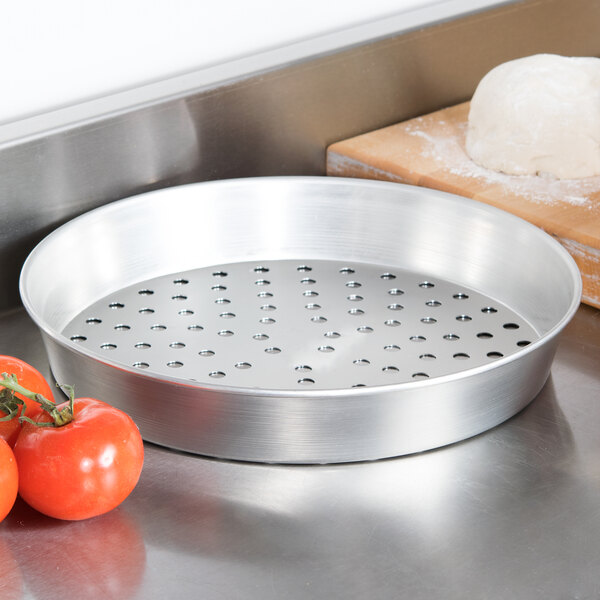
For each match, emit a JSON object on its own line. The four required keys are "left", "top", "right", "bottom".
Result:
{"left": 62, "top": 258, "right": 539, "bottom": 391}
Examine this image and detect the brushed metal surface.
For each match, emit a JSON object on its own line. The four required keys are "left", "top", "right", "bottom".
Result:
{"left": 61, "top": 258, "right": 540, "bottom": 389}
{"left": 0, "top": 0, "right": 597, "bottom": 310}
{"left": 20, "top": 177, "right": 581, "bottom": 463}
{"left": 1, "top": 302, "right": 600, "bottom": 599}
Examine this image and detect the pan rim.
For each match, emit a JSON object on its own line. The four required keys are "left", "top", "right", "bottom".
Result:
{"left": 19, "top": 176, "right": 582, "bottom": 399}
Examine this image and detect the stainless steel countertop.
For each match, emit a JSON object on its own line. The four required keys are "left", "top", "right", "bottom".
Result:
{"left": 1, "top": 300, "right": 599, "bottom": 599}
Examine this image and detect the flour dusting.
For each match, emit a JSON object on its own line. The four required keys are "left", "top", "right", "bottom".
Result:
{"left": 405, "top": 121, "right": 598, "bottom": 208}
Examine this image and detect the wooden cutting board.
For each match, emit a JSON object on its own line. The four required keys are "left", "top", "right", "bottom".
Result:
{"left": 326, "top": 102, "right": 600, "bottom": 309}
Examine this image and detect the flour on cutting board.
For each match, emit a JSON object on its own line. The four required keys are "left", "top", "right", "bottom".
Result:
{"left": 405, "top": 120, "right": 599, "bottom": 208}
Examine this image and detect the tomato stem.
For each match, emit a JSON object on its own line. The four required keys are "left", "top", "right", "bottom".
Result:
{"left": 0, "top": 386, "right": 25, "bottom": 421}
{"left": 0, "top": 373, "right": 74, "bottom": 427}
{"left": 0, "top": 380, "right": 26, "bottom": 421}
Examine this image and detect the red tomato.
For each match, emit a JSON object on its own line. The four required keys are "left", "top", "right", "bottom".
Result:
{"left": 0, "top": 439, "right": 18, "bottom": 522}
{"left": 0, "top": 355, "right": 54, "bottom": 447}
{"left": 0, "top": 409, "right": 20, "bottom": 449}
{"left": 14, "top": 398, "right": 144, "bottom": 521}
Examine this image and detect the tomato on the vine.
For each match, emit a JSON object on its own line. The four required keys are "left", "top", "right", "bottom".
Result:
{"left": 0, "top": 438, "right": 18, "bottom": 522}
{"left": 13, "top": 394, "right": 144, "bottom": 521}
{"left": 0, "top": 355, "right": 53, "bottom": 447}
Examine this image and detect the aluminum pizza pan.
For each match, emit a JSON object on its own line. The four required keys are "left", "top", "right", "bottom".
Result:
{"left": 19, "top": 177, "right": 581, "bottom": 463}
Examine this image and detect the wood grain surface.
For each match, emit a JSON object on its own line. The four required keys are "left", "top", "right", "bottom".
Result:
{"left": 327, "top": 102, "right": 600, "bottom": 308}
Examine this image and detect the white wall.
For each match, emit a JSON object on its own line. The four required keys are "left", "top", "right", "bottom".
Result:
{"left": 1, "top": 1, "right": 507, "bottom": 125}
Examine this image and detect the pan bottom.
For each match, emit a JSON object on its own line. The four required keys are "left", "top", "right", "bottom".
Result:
{"left": 62, "top": 258, "right": 538, "bottom": 391}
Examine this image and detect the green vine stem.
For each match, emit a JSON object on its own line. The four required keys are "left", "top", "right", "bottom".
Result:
{"left": 0, "top": 373, "right": 74, "bottom": 427}
{"left": 0, "top": 384, "right": 25, "bottom": 421}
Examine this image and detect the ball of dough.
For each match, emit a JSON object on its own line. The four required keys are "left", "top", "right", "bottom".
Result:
{"left": 465, "top": 54, "right": 600, "bottom": 179}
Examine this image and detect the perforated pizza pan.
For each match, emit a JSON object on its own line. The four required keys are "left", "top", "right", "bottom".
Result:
{"left": 19, "top": 177, "right": 581, "bottom": 463}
